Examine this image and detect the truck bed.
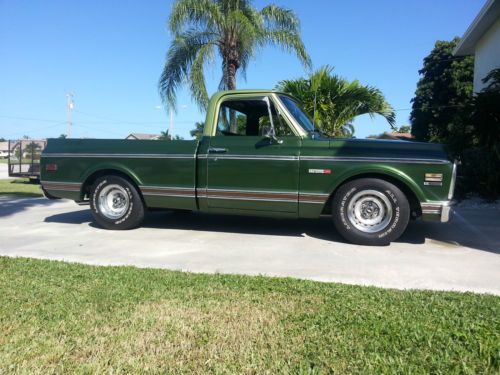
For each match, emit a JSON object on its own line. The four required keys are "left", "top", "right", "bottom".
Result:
{"left": 41, "top": 138, "right": 200, "bottom": 210}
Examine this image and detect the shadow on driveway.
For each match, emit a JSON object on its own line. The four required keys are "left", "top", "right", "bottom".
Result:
{"left": 0, "top": 197, "right": 58, "bottom": 218}
{"left": 44, "top": 207, "right": 500, "bottom": 254}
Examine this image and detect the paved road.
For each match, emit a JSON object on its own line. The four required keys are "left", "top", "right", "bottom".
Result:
{"left": 1, "top": 197, "right": 499, "bottom": 295}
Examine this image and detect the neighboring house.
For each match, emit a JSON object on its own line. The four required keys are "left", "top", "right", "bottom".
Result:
{"left": 0, "top": 141, "right": 8, "bottom": 153}
{"left": 0, "top": 141, "right": 9, "bottom": 158}
{"left": 372, "top": 132, "right": 414, "bottom": 141}
{"left": 125, "top": 133, "right": 160, "bottom": 140}
{"left": 454, "top": 0, "right": 500, "bottom": 92}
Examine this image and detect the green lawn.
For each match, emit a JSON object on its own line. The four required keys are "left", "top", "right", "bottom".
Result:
{"left": 0, "top": 178, "right": 42, "bottom": 197}
{"left": 0, "top": 159, "right": 7, "bottom": 163}
{"left": 0, "top": 257, "right": 498, "bottom": 374}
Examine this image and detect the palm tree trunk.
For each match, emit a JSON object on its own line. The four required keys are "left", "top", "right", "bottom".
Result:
{"left": 227, "top": 61, "right": 237, "bottom": 91}
{"left": 223, "top": 39, "right": 237, "bottom": 130}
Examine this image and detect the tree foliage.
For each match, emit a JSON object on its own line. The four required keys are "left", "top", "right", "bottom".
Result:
{"left": 410, "top": 39, "right": 474, "bottom": 155}
{"left": 159, "top": 0, "right": 311, "bottom": 112}
{"left": 462, "top": 68, "right": 500, "bottom": 199}
{"left": 277, "top": 66, "right": 395, "bottom": 137}
{"left": 190, "top": 121, "right": 205, "bottom": 139}
{"left": 158, "top": 131, "right": 184, "bottom": 140}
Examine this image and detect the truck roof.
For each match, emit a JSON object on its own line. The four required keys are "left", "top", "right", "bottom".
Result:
{"left": 209, "top": 89, "right": 289, "bottom": 103}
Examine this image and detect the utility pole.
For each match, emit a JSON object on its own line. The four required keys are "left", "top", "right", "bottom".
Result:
{"left": 66, "top": 92, "right": 74, "bottom": 138}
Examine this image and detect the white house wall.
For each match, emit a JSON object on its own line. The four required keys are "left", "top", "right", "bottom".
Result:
{"left": 474, "top": 18, "right": 500, "bottom": 92}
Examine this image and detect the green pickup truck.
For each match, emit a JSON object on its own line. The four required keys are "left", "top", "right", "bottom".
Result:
{"left": 41, "top": 90, "right": 456, "bottom": 245}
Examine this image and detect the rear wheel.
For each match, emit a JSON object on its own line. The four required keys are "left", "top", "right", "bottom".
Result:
{"left": 332, "top": 178, "right": 410, "bottom": 245}
{"left": 89, "top": 175, "right": 144, "bottom": 230}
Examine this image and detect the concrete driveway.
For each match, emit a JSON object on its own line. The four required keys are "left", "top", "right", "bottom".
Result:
{"left": 0, "top": 196, "right": 499, "bottom": 295}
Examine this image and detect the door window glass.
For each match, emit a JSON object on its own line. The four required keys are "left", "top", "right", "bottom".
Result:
{"left": 216, "top": 98, "right": 294, "bottom": 137}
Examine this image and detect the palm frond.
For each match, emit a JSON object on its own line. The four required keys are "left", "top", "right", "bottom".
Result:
{"left": 261, "top": 5, "right": 299, "bottom": 32}
{"left": 260, "top": 29, "right": 311, "bottom": 69}
{"left": 169, "top": 0, "right": 223, "bottom": 34}
{"left": 189, "top": 43, "right": 215, "bottom": 110}
{"left": 158, "top": 30, "right": 217, "bottom": 111}
{"left": 277, "top": 66, "right": 395, "bottom": 136}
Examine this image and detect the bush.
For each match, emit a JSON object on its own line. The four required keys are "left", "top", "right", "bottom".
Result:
{"left": 459, "top": 147, "right": 500, "bottom": 200}
{"left": 459, "top": 69, "right": 500, "bottom": 200}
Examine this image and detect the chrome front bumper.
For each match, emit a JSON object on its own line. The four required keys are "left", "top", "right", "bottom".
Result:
{"left": 421, "top": 201, "right": 453, "bottom": 222}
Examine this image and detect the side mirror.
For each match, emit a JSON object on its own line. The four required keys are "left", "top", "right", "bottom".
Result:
{"left": 263, "top": 126, "right": 283, "bottom": 144}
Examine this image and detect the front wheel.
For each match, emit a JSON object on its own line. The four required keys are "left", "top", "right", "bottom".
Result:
{"left": 89, "top": 175, "right": 145, "bottom": 230}
{"left": 332, "top": 178, "right": 410, "bottom": 245}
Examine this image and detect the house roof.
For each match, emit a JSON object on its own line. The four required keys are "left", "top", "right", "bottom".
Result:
{"left": 454, "top": 0, "right": 500, "bottom": 56}
{"left": 378, "top": 132, "right": 415, "bottom": 141}
{"left": 126, "top": 133, "right": 160, "bottom": 140}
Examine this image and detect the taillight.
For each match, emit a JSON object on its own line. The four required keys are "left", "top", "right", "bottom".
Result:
{"left": 46, "top": 164, "right": 58, "bottom": 172}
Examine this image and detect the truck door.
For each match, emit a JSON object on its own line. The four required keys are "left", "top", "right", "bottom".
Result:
{"left": 205, "top": 95, "right": 300, "bottom": 213}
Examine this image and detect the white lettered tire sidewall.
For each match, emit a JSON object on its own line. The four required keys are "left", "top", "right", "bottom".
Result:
{"left": 90, "top": 175, "right": 145, "bottom": 230}
{"left": 332, "top": 178, "right": 410, "bottom": 245}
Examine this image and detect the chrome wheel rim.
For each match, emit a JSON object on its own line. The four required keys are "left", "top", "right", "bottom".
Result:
{"left": 346, "top": 190, "right": 393, "bottom": 233}
{"left": 98, "top": 184, "right": 129, "bottom": 219}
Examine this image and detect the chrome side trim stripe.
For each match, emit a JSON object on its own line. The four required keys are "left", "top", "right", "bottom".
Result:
{"left": 42, "top": 153, "right": 449, "bottom": 164}
{"left": 206, "top": 189, "right": 298, "bottom": 201}
{"left": 140, "top": 186, "right": 195, "bottom": 198}
{"left": 198, "top": 154, "right": 299, "bottom": 161}
{"left": 141, "top": 186, "right": 329, "bottom": 203}
{"left": 300, "top": 156, "right": 450, "bottom": 164}
{"left": 206, "top": 196, "right": 297, "bottom": 203}
{"left": 41, "top": 180, "right": 329, "bottom": 205}
{"left": 41, "top": 181, "right": 82, "bottom": 192}
{"left": 42, "top": 153, "right": 195, "bottom": 159}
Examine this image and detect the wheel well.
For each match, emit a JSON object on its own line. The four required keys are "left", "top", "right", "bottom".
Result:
{"left": 81, "top": 169, "right": 143, "bottom": 202}
{"left": 321, "top": 173, "right": 421, "bottom": 218}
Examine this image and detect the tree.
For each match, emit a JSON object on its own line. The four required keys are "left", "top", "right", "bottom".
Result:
{"left": 397, "top": 125, "right": 411, "bottom": 133}
{"left": 472, "top": 68, "right": 500, "bottom": 155}
{"left": 158, "top": 130, "right": 184, "bottom": 140}
{"left": 159, "top": 0, "right": 311, "bottom": 114}
{"left": 462, "top": 68, "right": 500, "bottom": 199}
{"left": 277, "top": 66, "right": 395, "bottom": 137}
{"left": 58, "top": 134, "right": 68, "bottom": 139}
{"left": 190, "top": 121, "right": 205, "bottom": 139}
{"left": 410, "top": 38, "right": 474, "bottom": 156}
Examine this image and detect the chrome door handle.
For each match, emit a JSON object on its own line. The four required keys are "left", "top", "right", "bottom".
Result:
{"left": 208, "top": 147, "right": 227, "bottom": 154}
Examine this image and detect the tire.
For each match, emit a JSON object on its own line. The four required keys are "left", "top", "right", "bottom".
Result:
{"left": 89, "top": 175, "right": 145, "bottom": 230}
{"left": 331, "top": 178, "right": 410, "bottom": 245}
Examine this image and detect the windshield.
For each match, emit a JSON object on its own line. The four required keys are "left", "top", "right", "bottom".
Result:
{"left": 278, "top": 95, "right": 316, "bottom": 134}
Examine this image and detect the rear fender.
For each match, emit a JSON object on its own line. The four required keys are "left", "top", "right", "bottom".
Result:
{"left": 80, "top": 162, "right": 143, "bottom": 198}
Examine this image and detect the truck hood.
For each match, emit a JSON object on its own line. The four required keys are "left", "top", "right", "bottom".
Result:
{"left": 328, "top": 138, "right": 450, "bottom": 162}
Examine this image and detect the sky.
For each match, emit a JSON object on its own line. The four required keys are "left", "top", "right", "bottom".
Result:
{"left": 0, "top": 0, "right": 485, "bottom": 140}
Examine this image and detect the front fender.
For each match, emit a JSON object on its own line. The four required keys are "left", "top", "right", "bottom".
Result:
{"left": 326, "top": 164, "right": 426, "bottom": 202}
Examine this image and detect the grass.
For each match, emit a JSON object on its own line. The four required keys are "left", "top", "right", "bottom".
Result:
{"left": 0, "top": 159, "right": 7, "bottom": 164}
{"left": 0, "top": 178, "right": 42, "bottom": 197}
{"left": 0, "top": 257, "right": 498, "bottom": 374}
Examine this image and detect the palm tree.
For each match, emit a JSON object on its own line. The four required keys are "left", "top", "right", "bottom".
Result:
{"left": 159, "top": 0, "right": 311, "bottom": 112}
{"left": 158, "top": 130, "right": 184, "bottom": 140}
{"left": 190, "top": 121, "right": 205, "bottom": 139}
{"left": 277, "top": 66, "right": 396, "bottom": 137}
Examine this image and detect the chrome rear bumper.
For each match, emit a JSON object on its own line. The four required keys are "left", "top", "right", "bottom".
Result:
{"left": 421, "top": 201, "right": 453, "bottom": 222}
